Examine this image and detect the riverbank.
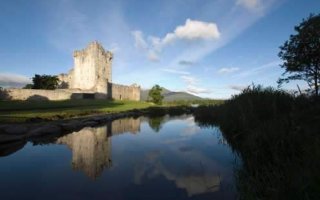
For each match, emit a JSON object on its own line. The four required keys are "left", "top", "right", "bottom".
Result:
{"left": 0, "top": 99, "right": 223, "bottom": 123}
{"left": 194, "top": 86, "right": 320, "bottom": 200}
{"left": 0, "top": 105, "right": 194, "bottom": 144}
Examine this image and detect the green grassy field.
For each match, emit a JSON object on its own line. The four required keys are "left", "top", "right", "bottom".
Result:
{"left": 0, "top": 100, "right": 152, "bottom": 123}
{"left": 0, "top": 99, "right": 224, "bottom": 123}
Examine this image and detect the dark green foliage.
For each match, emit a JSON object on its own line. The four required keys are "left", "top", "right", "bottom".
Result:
{"left": 194, "top": 85, "right": 320, "bottom": 199}
{"left": 148, "top": 84, "right": 164, "bottom": 104}
{"left": 278, "top": 13, "right": 320, "bottom": 96}
{"left": 23, "top": 84, "right": 33, "bottom": 89}
{"left": 143, "top": 106, "right": 192, "bottom": 117}
{"left": 30, "top": 74, "right": 59, "bottom": 90}
{"left": 0, "top": 87, "right": 11, "bottom": 100}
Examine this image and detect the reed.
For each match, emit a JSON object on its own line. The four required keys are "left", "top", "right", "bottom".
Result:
{"left": 194, "top": 85, "right": 320, "bottom": 199}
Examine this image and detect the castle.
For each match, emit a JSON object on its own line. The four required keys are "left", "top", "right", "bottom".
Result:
{"left": 1, "top": 41, "right": 140, "bottom": 101}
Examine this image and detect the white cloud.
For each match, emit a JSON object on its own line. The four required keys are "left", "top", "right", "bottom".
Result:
{"left": 186, "top": 85, "right": 211, "bottom": 94}
{"left": 147, "top": 51, "right": 159, "bottom": 62}
{"left": 161, "top": 69, "right": 190, "bottom": 75}
{"left": 181, "top": 75, "right": 211, "bottom": 94}
{"left": 0, "top": 73, "right": 31, "bottom": 88}
{"left": 132, "top": 30, "right": 148, "bottom": 50}
{"left": 236, "top": 0, "right": 261, "bottom": 10}
{"left": 181, "top": 75, "right": 198, "bottom": 85}
{"left": 164, "top": 0, "right": 280, "bottom": 71}
{"left": 218, "top": 67, "right": 239, "bottom": 74}
{"left": 161, "top": 19, "right": 220, "bottom": 45}
{"left": 235, "top": 60, "right": 281, "bottom": 78}
{"left": 132, "top": 19, "right": 220, "bottom": 61}
{"left": 109, "top": 43, "right": 120, "bottom": 53}
{"left": 132, "top": 31, "right": 161, "bottom": 62}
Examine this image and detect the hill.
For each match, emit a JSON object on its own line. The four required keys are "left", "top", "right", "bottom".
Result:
{"left": 141, "top": 88, "right": 203, "bottom": 102}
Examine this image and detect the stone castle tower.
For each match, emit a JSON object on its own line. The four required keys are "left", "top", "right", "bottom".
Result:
{"left": 59, "top": 41, "right": 113, "bottom": 94}
{"left": 57, "top": 41, "right": 140, "bottom": 100}
{"left": 72, "top": 41, "right": 112, "bottom": 93}
{"left": 2, "top": 41, "right": 140, "bottom": 101}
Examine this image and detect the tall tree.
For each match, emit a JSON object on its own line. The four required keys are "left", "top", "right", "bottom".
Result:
{"left": 278, "top": 13, "right": 320, "bottom": 96}
{"left": 31, "top": 74, "right": 59, "bottom": 90}
{"left": 148, "top": 84, "right": 164, "bottom": 104}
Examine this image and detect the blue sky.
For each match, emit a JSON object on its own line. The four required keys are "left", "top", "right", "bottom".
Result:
{"left": 0, "top": 0, "right": 319, "bottom": 98}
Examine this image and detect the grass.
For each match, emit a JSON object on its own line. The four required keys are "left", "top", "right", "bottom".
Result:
{"left": 194, "top": 85, "right": 320, "bottom": 200}
{"left": 0, "top": 98, "right": 222, "bottom": 123}
{"left": 0, "top": 99, "right": 152, "bottom": 123}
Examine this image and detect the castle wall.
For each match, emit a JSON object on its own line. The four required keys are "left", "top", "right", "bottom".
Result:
{"left": 57, "top": 72, "right": 72, "bottom": 89}
{"left": 0, "top": 89, "right": 79, "bottom": 101}
{"left": 0, "top": 89, "right": 107, "bottom": 101}
{"left": 72, "top": 50, "right": 97, "bottom": 90}
{"left": 0, "top": 86, "right": 140, "bottom": 101}
{"left": 110, "top": 83, "right": 140, "bottom": 101}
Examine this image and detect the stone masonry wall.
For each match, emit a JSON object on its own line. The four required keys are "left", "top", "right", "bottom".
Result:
{"left": 110, "top": 83, "right": 140, "bottom": 101}
{"left": 70, "top": 42, "right": 112, "bottom": 93}
{"left": 0, "top": 89, "right": 79, "bottom": 101}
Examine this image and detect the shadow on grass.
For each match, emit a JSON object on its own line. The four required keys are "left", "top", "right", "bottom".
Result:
{"left": 0, "top": 99, "right": 125, "bottom": 112}
{"left": 0, "top": 99, "right": 130, "bottom": 123}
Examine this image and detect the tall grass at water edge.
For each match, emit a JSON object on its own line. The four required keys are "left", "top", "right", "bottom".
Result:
{"left": 194, "top": 85, "right": 320, "bottom": 200}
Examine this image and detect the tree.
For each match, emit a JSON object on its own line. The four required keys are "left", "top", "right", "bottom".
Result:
{"left": 30, "top": 74, "right": 59, "bottom": 90}
{"left": 148, "top": 84, "right": 164, "bottom": 104}
{"left": 23, "top": 84, "right": 33, "bottom": 89}
{"left": 278, "top": 13, "right": 320, "bottom": 97}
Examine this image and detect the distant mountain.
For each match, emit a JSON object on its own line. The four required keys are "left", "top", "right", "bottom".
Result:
{"left": 141, "top": 88, "right": 203, "bottom": 102}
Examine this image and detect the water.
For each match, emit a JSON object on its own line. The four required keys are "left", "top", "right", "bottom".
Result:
{"left": 0, "top": 115, "right": 237, "bottom": 200}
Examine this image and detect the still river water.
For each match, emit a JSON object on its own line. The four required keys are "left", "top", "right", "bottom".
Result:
{"left": 0, "top": 115, "right": 237, "bottom": 200}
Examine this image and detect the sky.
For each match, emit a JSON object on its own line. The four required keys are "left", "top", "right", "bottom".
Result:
{"left": 0, "top": 0, "right": 319, "bottom": 99}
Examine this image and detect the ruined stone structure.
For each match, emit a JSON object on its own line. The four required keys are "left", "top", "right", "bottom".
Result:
{"left": 110, "top": 83, "right": 141, "bottom": 101}
{"left": 1, "top": 41, "right": 140, "bottom": 101}
{"left": 56, "top": 117, "right": 141, "bottom": 179}
{"left": 57, "top": 41, "right": 113, "bottom": 96}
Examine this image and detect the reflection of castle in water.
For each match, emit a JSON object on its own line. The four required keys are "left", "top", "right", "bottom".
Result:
{"left": 56, "top": 117, "right": 141, "bottom": 179}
